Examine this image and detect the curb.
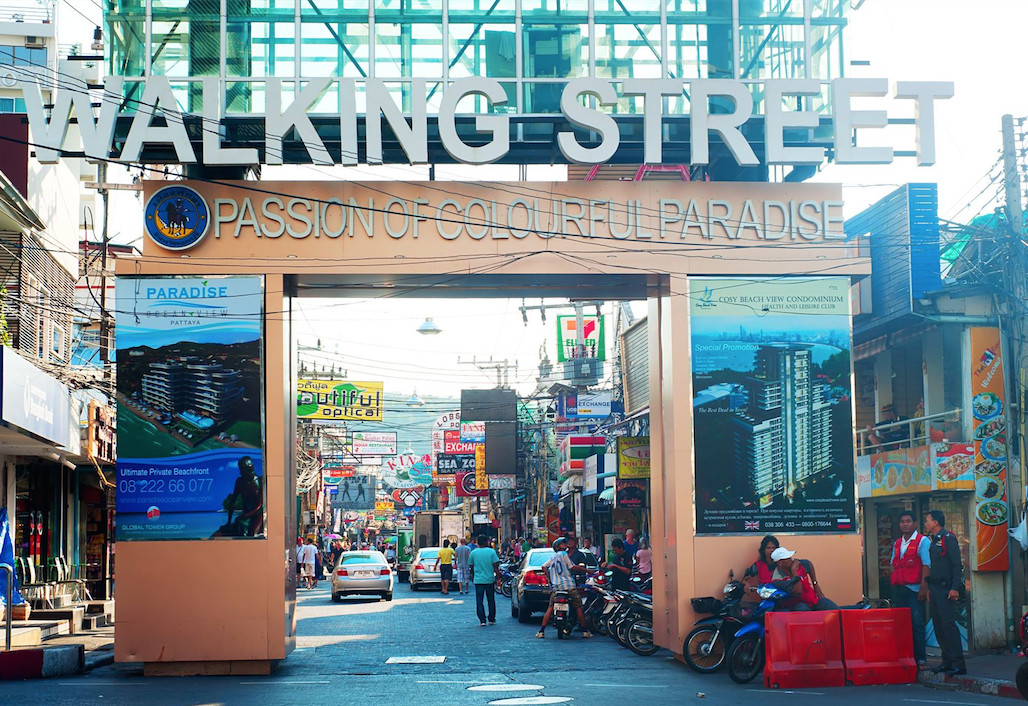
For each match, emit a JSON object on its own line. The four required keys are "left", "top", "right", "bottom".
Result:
{"left": 919, "top": 670, "right": 1023, "bottom": 700}
{"left": 85, "top": 648, "right": 115, "bottom": 673}
{"left": 0, "top": 645, "right": 85, "bottom": 680}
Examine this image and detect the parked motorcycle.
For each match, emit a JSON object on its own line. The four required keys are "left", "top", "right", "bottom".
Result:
{"left": 1015, "top": 609, "right": 1028, "bottom": 699}
{"left": 684, "top": 572, "right": 747, "bottom": 673}
{"left": 725, "top": 584, "right": 790, "bottom": 684}
{"left": 498, "top": 562, "right": 516, "bottom": 598}
{"left": 550, "top": 588, "right": 578, "bottom": 639}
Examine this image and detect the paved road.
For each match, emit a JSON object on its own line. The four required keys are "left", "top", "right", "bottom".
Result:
{"left": 4, "top": 580, "right": 1013, "bottom": 705}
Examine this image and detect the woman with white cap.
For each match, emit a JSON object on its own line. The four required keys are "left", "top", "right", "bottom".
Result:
{"left": 770, "top": 547, "right": 838, "bottom": 611}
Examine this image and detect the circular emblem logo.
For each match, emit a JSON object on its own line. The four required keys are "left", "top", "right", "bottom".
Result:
{"left": 144, "top": 185, "right": 210, "bottom": 251}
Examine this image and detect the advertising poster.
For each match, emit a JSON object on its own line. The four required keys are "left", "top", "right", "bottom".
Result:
{"left": 616, "top": 437, "right": 650, "bottom": 479}
{"left": 330, "top": 476, "right": 376, "bottom": 510}
{"left": 969, "top": 327, "right": 1009, "bottom": 571}
{"left": 444, "top": 429, "right": 477, "bottom": 454}
{"left": 296, "top": 380, "right": 383, "bottom": 421}
{"left": 933, "top": 442, "right": 975, "bottom": 491}
{"left": 556, "top": 314, "right": 606, "bottom": 362}
{"left": 690, "top": 277, "right": 855, "bottom": 534}
{"left": 351, "top": 431, "right": 397, "bottom": 456}
{"left": 460, "top": 422, "right": 486, "bottom": 443}
{"left": 381, "top": 452, "right": 433, "bottom": 487}
{"left": 115, "top": 276, "right": 265, "bottom": 540}
{"left": 615, "top": 479, "right": 647, "bottom": 509}
{"left": 870, "top": 447, "right": 931, "bottom": 497}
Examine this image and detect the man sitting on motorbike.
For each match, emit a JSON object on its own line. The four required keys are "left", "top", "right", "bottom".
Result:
{"left": 535, "top": 537, "right": 593, "bottom": 639}
{"left": 769, "top": 547, "right": 838, "bottom": 611}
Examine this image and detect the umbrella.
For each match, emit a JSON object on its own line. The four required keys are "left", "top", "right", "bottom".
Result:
{"left": 324, "top": 533, "right": 342, "bottom": 539}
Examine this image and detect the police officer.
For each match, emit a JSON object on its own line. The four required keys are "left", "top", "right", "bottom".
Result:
{"left": 924, "top": 509, "right": 966, "bottom": 675}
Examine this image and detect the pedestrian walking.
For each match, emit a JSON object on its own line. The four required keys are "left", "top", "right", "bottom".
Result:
{"left": 454, "top": 537, "right": 472, "bottom": 595}
{"left": 924, "top": 510, "right": 966, "bottom": 675}
{"left": 889, "top": 510, "right": 931, "bottom": 669}
{"left": 298, "top": 537, "right": 318, "bottom": 589}
{"left": 468, "top": 534, "right": 501, "bottom": 626}
{"left": 438, "top": 539, "right": 455, "bottom": 595}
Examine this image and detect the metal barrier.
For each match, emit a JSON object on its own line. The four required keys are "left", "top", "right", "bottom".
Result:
{"left": 0, "top": 562, "right": 12, "bottom": 651}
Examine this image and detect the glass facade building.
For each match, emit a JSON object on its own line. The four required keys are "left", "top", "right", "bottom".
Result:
{"left": 105, "top": 0, "right": 848, "bottom": 116}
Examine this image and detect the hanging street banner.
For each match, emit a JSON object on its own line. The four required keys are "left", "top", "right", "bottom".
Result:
{"left": 297, "top": 380, "right": 384, "bottom": 421}
{"left": 559, "top": 391, "right": 613, "bottom": 419}
{"left": 475, "top": 444, "right": 488, "bottom": 490}
{"left": 690, "top": 277, "right": 855, "bottom": 535}
{"left": 115, "top": 275, "right": 265, "bottom": 540}
{"left": 616, "top": 437, "right": 650, "bottom": 479}
{"left": 352, "top": 431, "right": 397, "bottom": 456}
{"left": 556, "top": 315, "right": 606, "bottom": 362}
{"left": 330, "top": 476, "right": 376, "bottom": 510}
{"left": 969, "top": 327, "right": 1009, "bottom": 571}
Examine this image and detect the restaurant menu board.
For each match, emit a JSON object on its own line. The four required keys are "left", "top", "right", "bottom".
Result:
{"left": 970, "top": 327, "right": 1009, "bottom": 571}
{"left": 933, "top": 442, "right": 975, "bottom": 491}
{"left": 870, "top": 448, "right": 931, "bottom": 497}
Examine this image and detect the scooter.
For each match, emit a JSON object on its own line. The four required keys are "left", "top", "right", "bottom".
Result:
{"left": 550, "top": 589, "right": 578, "bottom": 639}
{"left": 498, "top": 562, "right": 516, "bottom": 598}
{"left": 725, "top": 584, "right": 790, "bottom": 684}
{"left": 684, "top": 572, "right": 747, "bottom": 673}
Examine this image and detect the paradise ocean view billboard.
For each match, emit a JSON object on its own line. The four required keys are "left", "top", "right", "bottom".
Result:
{"left": 690, "top": 277, "right": 856, "bottom": 535}
{"left": 115, "top": 276, "right": 265, "bottom": 540}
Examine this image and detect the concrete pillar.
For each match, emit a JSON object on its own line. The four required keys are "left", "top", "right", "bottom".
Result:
{"left": 873, "top": 349, "right": 893, "bottom": 421}
{"left": 922, "top": 329, "right": 945, "bottom": 418}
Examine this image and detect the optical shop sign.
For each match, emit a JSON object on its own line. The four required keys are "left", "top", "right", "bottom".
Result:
{"left": 140, "top": 180, "right": 851, "bottom": 254}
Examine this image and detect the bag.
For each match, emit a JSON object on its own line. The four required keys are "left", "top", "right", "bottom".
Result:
{"left": 1010, "top": 498, "right": 1028, "bottom": 551}
{"left": 690, "top": 596, "right": 722, "bottom": 614}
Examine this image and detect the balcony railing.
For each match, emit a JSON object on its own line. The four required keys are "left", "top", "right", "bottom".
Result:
{"left": 0, "top": 5, "right": 51, "bottom": 23}
{"left": 857, "top": 409, "right": 963, "bottom": 456}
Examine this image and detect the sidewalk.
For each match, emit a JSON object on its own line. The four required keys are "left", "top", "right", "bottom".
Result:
{"left": 0, "top": 624, "right": 114, "bottom": 680}
{"left": 918, "top": 652, "right": 1024, "bottom": 700}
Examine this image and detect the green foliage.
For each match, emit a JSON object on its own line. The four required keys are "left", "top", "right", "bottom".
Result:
{"left": 0, "top": 287, "right": 11, "bottom": 347}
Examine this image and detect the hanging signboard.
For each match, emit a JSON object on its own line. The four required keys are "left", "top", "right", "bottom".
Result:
{"left": 455, "top": 471, "right": 488, "bottom": 498}
{"left": 297, "top": 380, "right": 383, "bottom": 421}
{"left": 460, "top": 421, "right": 486, "bottom": 443}
{"left": 615, "top": 479, "right": 648, "bottom": 509}
{"left": 114, "top": 275, "right": 265, "bottom": 541}
{"left": 444, "top": 429, "right": 477, "bottom": 454}
{"left": 475, "top": 444, "right": 488, "bottom": 490}
{"left": 969, "top": 327, "right": 1009, "bottom": 572}
{"left": 556, "top": 315, "right": 605, "bottom": 362}
{"left": 352, "top": 431, "right": 398, "bottom": 456}
{"left": 616, "top": 437, "right": 650, "bottom": 479}
{"left": 330, "top": 476, "right": 376, "bottom": 510}
{"left": 435, "top": 452, "right": 474, "bottom": 485}
{"left": 690, "top": 277, "right": 856, "bottom": 535}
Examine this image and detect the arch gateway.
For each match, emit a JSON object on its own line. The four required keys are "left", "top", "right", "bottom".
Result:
{"left": 114, "top": 178, "right": 867, "bottom": 673}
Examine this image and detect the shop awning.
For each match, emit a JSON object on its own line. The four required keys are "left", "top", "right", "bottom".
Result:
{"left": 558, "top": 475, "right": 583, "bottom": 497}
{"left": 598, "top": 487, "right": 615, "bottom": 502}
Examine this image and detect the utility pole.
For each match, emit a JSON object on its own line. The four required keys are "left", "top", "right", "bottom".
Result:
{"left": 1001, "top": 113, "right": 1026, "bottom": 623}
{"left": 458, "top": 356, "right": 516, "bottom": 388}
{"left": 97, "top": 162, "right": 111, "bottom": 393}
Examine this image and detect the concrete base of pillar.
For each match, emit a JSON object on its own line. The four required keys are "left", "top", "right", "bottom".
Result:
{"left": 143, "top": 660, "right": 276, "bottom": 677}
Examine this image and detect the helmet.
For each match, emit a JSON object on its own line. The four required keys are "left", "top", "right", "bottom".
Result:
{"left": 238, "top": 455, "right": 254, "bottom": 472}
{"left": 552, "top": 536, "right": 568, "bottom": 550}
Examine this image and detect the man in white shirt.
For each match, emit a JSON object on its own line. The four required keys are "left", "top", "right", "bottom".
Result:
{"left": 299, "top": 538, "right": 317, "bottom": 589}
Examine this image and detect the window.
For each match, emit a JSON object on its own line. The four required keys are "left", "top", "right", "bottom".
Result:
{"left": 0, "top": 46, "right": 47, "bottom": 67}
{"left": 0, "top": 98, "right": 27, "bottom": 113}
{"left": 51, "top": 323, "right": 65, "bottom": 363}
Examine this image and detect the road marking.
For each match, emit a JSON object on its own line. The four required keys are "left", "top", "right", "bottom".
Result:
{"left": 584, "top": 684, "right": 668, "bottom": 689}
{"left": 386, "top": 655, "right": 446, "bottom": 664}
{"left": 487, "top": 698, "right": 573, "bottom": 705}
{"left": 57, "top": 682, "right": 146, "bottom": 686}
{"left": 746, "top": 689, "right": 824, "bottom": 696}
{"left": 240, "top": 681, "right": 330, "bottom": 685}
{"left": 418, "top": 680, "right": 496, "bottom": 684}
{"left": 469, "top": 684, "right": 545, "bottom": 692}
{"left": 903, "top": 700, "right": 989, "bottom": 706}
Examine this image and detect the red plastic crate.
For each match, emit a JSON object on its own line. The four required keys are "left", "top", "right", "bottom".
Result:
{"left": 841, "top": 608, "right": 917, "bottom": 685}
{"left": 764, "top": 610, "right": 845, "bottom": 689}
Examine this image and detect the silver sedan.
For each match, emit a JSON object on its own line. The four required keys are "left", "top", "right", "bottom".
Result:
{"left": 331, "top": 551, "right": 394, "bottom": 602}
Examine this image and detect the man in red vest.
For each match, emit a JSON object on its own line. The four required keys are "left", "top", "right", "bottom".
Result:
{"left": 890, "top": 510, "right": 931, "bottom": 669}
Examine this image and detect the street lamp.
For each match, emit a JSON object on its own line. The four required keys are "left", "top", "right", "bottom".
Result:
{"left": 417, "top": 317, "right": 442, "bottom": 335}
{"left": 406, "top": 389, "right": 425, "bottom": 407}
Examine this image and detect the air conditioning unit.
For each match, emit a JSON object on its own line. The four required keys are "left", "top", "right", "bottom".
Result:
{"left": 25, "top": 37, "right": 46, "bottom": 48}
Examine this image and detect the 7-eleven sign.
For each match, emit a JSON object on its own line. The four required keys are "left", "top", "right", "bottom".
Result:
{"left": 556, "top": 315, "right": 605, "bottom": 362}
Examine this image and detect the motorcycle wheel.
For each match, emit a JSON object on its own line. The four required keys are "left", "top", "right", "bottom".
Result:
{"left": 683, "top": 626, "right": 727, "bottom": 673}
{"left": 626, "top": 618, "right": 660, "bottom": 656}
{"left": 588, "top": 612, "right": 607, "bottom": 637}
{"left": 613, "top": 616, "right": 631, "bottom": 647}
{"left": 500, "top": 580, "right": 513, "bottom": 598}
{"left": 726, "top": 634, "right": 764, "bottom": 684}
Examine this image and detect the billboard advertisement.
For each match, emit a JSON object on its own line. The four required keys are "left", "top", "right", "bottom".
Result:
{"left": 455, "top": 471, "right": 488, "bottom": 497}
{"left": 436, "top": 452, "right": 474, "bottom": 484}
{"left": 297, "top": 380, "right": 383, "bottom": 421}
{"left": 556, "top": 314, "right": 605, "bottom": 362}
{"left": 616, "top": 437, "right": 650, "bottom": 479}
{"left": 969, "top": 327, "right": 1009, "bottom": 571}
{"left": 690, "top": 277, "right": 855, "bottom": 535}
{"left": 330, "top": 476, "right": 376, "bottom": 510}
{"left": 115, "top": 276, "right": 265, "bottom": 540}
{"left": 352, "top": 431, "right": 397, "bottom": 456}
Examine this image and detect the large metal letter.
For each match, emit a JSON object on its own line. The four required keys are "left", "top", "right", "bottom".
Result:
{"left": 265, "top": 77, "right": 334, "bottom": 165}
{"left": 438, "top": 77, "right": 510, "bottom": 164}
{"left": 557, "top": 78, "right": 621, "bottom": 164}
{"left": 689, "top": 80, "right": 758, "bottom": 166}
{"left": 894, "top": 81, "right": 955, "bottom": 167}
{"left": 832, "top": 78, "right": 892, "bottom": 165}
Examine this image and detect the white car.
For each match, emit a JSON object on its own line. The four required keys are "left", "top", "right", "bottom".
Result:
{"left": 331, "top": 551, "right": 394, "bottom": 602}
